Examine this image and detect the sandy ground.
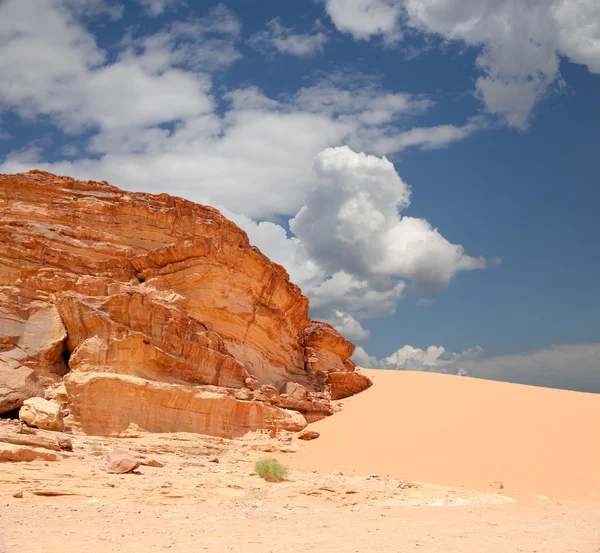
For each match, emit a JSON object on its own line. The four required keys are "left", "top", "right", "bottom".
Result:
{"left": 1, "top": 371, "right": 599, "bottom": 552}
{"left": 291, "top": 370, "right": 600, "bottom": 502}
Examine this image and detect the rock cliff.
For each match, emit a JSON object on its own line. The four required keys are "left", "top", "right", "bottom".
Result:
{"left": 0, "top": 171, "right": 371, "bottom": 438}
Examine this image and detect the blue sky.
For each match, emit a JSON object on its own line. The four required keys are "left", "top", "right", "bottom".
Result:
{"left": 1, "top": 0, "right": 599, "bottom": 391}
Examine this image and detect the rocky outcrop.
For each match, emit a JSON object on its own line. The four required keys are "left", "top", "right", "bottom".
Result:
{"left": 65, "top": 372, "right": 307, "bottom": 437}
{"left": 0, "top": 171, "right": 372, "bottom": 438}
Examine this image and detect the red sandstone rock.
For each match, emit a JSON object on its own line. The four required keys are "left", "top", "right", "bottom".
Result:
{"left": 327, "top": 371, "right": 373, "bottom": 400}
{"left": 104, "top": 449, "right": 141, "bottom": 474}
{"left": 0, "top": 171, "right": 372, "bottom": 437}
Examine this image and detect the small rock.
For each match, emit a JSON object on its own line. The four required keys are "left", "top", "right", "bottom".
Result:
{"left": 17, "top": 422, "right": 36, "bottom": 435}
{"left": 58, "top": 438, "right": 73, "bottom": 451}
{"left": 297, "top": 430, "right": 320, "bottom": 441}
{"left": 13, "top": 491, "right": 23, "bottom": 498}
{"left": 209, "top": 457, "right": 219, "bottom": 464}
{"left": 141, "top": 458, "right": 165, "bottom": 468}
{"left": 234, "top": 388, "right": 253, "bottom": 401}
{"left": 489, "top": 481, "right": 504, "bottom": 492}
{"left": 368, "top": 474, "right": 380, "bottom": 479}
{"left": 104, "top": 449, "right": 141, "bottom": 474}
{"left": 398, "top": 481, "right": 419, "bottom": 490}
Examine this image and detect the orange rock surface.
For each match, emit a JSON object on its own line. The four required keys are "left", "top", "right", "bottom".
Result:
{"left": 0, "top": 170, "right": 371, "bottom": 437}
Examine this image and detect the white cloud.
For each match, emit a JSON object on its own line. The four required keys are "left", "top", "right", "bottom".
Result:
{"left": 324, "top": 0, "right": 403, "bottom": 42}
{"left": 249, "top": 18, "right": 328, "bottom": 57}
{"left": 354, "top": 343, "right": 484, "bottom": 374}
{"left": 367, "top": 119, "right": 483, "bottom": 155}
{"left": 416, "top": 298, "right": 435, "bottom": 306}
{"left": 294, "top": 76, "right": 433, "bottom": 123}
{"left": 290, "top": 146, "right": 485, "bottom": 293}
{"left": 308, "top": 271, "right": 407, "bottom": 319}
{"left": 324, "top": 0, "right": 600, "bottom": 128}
{"left": 123, "top": 6, "right": 243, "bottom": 73}
{"left": 135, "top": 0, "right": 179, "bottom": 17}
{"left": 352, "top": 345, "right": 380, "bottom": 367}
{"left": 325, "top": 311, "right": 371, "bottom": 342}
{"left": 0, "top": 2, "right": 242, "bottom": 134}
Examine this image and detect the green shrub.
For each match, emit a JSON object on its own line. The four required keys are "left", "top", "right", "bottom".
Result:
{"left": 254, "top": 458, "right": 288, "bottom": 482}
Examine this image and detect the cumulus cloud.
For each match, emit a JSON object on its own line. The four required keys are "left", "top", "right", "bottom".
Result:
{"left": 291, "top": 146, "right": 485, "bottom": 292}
{"left": 324, "top": 0, "right": 600, "bottom": 128}
{"left": 353, "top": 343, "right": 483, "bottom": 373}
{"left": 324, "top": 0, "right": 403, "bottom": 42}
{"left": 249, "top": 18, "right": 328, "bottom": 57}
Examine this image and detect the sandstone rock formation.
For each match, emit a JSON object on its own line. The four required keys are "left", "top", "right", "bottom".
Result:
{"left": 0, "top": 171, "right": 372, "bottom": 438}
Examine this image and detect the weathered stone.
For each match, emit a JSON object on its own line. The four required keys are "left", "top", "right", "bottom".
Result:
{"left": 19, "top": 397, "right": 64, "bottom": 431}
{"left": 0, "top": 427, "right": 65, "bottom": 451}
{"left": 65, "top": 372, "right": 307, "bottom": 438}
{"left": 302, "top": 322, "right": 355, "bottom": 361}
{"left": 0, "top": 361, "right": 44, "bottom": 414}
{"left": 104, "top": 449, "right": 141, "bottom": 474}
{"left": 0, "top": 443, "right": 59, "bottom": 462}
{"left": 327, "top": 371, "right": 373, "bottom": 400}
{"left": 140, "top": 458, "right": 164, "bottom": 468}
{"left": 297, "top": 430, "right": 320, "bottom": 441}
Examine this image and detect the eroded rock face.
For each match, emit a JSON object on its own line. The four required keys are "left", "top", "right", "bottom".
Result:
{"left": 0, "top": 170, "right": 372, "bottom": 437}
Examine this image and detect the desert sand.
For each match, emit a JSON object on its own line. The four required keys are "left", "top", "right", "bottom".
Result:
{"left": 1, "top": 371, "right": 600, "bottom": 552}
{"left": 291, "top": 369, "right": 600, "bottom": 502}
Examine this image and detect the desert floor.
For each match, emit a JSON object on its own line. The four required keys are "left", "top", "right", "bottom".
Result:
{"left": 1, "top": 370, "right": 599, "bottom": 553}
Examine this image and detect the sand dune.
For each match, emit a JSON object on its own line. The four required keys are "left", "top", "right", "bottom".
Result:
{"left": 290, "top": 370, "right": 600, "bottom": 502}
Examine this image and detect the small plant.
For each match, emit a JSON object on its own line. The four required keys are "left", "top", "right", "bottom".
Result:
{"left": 254, "top": 458, "right": 288, "bottom": 482}
{"left": 88, "top": 441, "right": 106, "bottom": 453}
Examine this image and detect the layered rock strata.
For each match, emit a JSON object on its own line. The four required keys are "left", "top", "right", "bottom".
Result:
{"left": 0, "top": 171, "right": 371, "bottom": 438}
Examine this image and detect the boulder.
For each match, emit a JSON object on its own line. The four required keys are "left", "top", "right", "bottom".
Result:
{"left": 297, "top": 430, "right": 320, "bottom": 441}
{"left": 19, "top": 397, "right": 64, "bottom": 432}
{"left": 0, "top": 361, "right": 44, "bottom": 414}
{"left": 327, "top": 371, "right": 373, "bottom": 400}
{"left": 104, "top": 449, "right": 141, "bottom": 474}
